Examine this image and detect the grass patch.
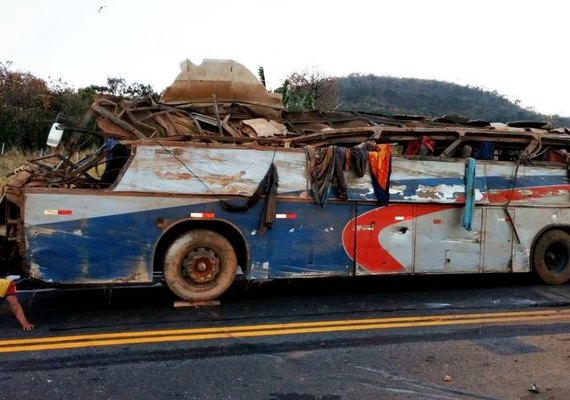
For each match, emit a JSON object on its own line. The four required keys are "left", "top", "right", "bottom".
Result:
{"left": 0, "top": 149, "right": 36, "bottom": 188}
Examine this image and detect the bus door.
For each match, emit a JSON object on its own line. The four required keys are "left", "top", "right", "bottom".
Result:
{"left": 343, "top": 203, "right": 415, "bottom": 276}
{"left": 482, "top": 207, "right": 515, "bottom": 272}
{"left": 413, "top": 158, "right": 489, "bottom": 273}
{"left": 414, "top": 205, "right": 483, "bottom": 273}
{"left": 266, "top": 201, "right": 355, "bottom": 279}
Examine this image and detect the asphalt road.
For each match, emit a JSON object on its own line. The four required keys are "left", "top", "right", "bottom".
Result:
{"left": 1, "top": 274, "right": 570, "bottom": 400}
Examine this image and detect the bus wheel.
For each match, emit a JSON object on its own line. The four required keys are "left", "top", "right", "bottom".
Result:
{"left": 163, "top": 230, "right": 238, "bottom": 301}
{"left": 533, "top": 230, "right": 570, "bottom": 285}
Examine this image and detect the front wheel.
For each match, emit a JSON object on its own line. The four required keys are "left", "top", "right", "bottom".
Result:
{"left": 163, "top": 230, "right": 238, "bottom": 301}
{"left": 533, "top": 229, "right": 570, "bottom": 285}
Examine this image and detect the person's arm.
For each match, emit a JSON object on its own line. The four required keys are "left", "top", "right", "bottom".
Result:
{"left": 6, "top": 295, "right": 35, "bottom": 331}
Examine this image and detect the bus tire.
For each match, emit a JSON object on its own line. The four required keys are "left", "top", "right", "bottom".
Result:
{"left": 533, "top": 229, "right": 570, "bottom": 285}
{"left": 163, "top": 230, "right": 238, "bottom": 301}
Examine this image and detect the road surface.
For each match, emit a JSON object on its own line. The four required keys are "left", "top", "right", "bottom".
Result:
{"left": 1, "top": 274, "right": 570, "bottom": 399}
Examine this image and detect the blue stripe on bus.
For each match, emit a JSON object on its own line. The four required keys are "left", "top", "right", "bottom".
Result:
{"left": 25, "top": 201, "right": 352, "bottom": 283}
{"left": 348, "top": 175, "right": 567, "bottom": 201}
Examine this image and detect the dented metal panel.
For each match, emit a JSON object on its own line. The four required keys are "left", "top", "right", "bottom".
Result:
{"left": 347, "top": 158, "right": 487, "bottom": 204}
{"left": 114, "top": 145, "right": 308, "bottom": 197}
{"left": 23, "top": 193, "right": 212, "bottom": 227}
{"left": 7, "top": 134, "right": 570, "bottom": 288}
{"left": 484, "top": 163, "right": 570, "bottom": 206}
{"left": 15, "top": 145, "right": 570, "bottom": 285}
{"left": 482, "top": 208, "right": 514, "bottom": 273}
{"left": 509, "top": 207, "right": 570, "bottom": 273}
{"left": 266, "top": 202, "right": 353, "bottom": 279}
{"left": 110, "top": 144, "right": 570, "bottom": 211}
{"left": 22, "top": 193, "right": 214, "bottom": 283}
{"left": 349, "top": 204, "right": 414, "bottom": 276}
{"left": 414, "top": 206, "right": 482, "bottom": 273}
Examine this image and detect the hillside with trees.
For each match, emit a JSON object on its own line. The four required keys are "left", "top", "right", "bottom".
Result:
{"left": 335, "top": 74, "right": 570, "bottom": 126}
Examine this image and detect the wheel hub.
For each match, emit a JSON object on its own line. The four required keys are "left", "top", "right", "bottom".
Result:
{"left": 183, "top": 248, "right": 220, "bottom": 283}
{"left": 545, "top": 242, "right": 567, "bottom": 272}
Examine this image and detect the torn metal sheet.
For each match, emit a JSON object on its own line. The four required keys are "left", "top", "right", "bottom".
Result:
{"left": 241, "top": 118, "right": 287, "bottom": 137}
{"left": 161, "top": 59, "right": 283, "bottom": 115}
{"left": 114, "top": 145, "right": 308, "bottom": 197}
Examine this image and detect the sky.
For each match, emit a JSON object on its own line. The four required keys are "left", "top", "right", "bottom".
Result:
{"left": 2, "top": 0, "right": 569, "bottom": 116}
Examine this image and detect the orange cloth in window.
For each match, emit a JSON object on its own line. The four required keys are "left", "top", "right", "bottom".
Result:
{"left": 368, "top": 144, "right": 391, "bottom": 190}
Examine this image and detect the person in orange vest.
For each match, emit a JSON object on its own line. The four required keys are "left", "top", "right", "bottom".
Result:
{"left": 1, "top": 278, "right": 35, "bottom": 330}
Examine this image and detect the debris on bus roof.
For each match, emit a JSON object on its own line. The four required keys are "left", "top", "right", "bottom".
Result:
{"left": 161, "top": 59, "right": 283, "bottom": 117}
{"left": 90, "top": 94, "right": 570, "bottom": 149}
{"left": 85, "top": 58, "right": 570, "bottom": 148}
{"left": 506, "top": 121, "right": 550, "bottom": 129}
{"left": 4, "top": 58, "right": 570, "bottom": 194}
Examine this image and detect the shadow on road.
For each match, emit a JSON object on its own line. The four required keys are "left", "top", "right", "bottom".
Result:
{"left": 6, "top": 272, "right": 565, "bottom": 334}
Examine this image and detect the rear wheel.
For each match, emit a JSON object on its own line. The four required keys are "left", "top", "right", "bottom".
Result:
{"left": 163, "top": 230, "right": 237, "bottom": 301}
{"left": 533, "top": 229, "right": 570, "bottom": 285}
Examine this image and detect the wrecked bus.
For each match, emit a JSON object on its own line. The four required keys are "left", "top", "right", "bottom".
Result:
{"left": 2, "top": 59, "right": 570, "bottom": 301}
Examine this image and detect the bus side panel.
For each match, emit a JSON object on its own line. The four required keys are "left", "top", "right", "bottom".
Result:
{"left": 22, "top": 192, "right": 355, "bottom": 283}
{"left": 485, "top": 163, "right": 570, "bottom": 206}
{"left": 115, "top": 146, "right": 309, "bottom": 198}
{"left": 24, "top": 211, "right": 155, "bottom": 284}
{"left": 482, "top": 207, "right": 514, "bottom": 272}
{"left": 265, "top": 202, "right": 354, "bottom": 279}
{"left": 414, "top": 205, "right": 482, "bottom": 273}
{"left": 347, "top": 158, "right": 487, "bottom": 204}
{"left": 344, "top": 204, "right": 415, "bottom": 275}
{"left": 22, "top": 193, "right": 212, "bottom": 284}
{"left": 508, "top": 207, "right": 570, "bottom": 273}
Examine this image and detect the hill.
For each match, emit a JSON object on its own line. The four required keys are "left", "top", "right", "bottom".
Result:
{"left": 336, "top": 74, "right": 570, "bottom": 127}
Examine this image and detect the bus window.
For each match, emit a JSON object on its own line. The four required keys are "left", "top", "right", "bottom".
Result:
{"left": 100, "top": 140, "right": 130, "bottom": 187}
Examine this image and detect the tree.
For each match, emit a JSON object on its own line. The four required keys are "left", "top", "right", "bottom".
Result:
{"left": 49, "top": 78, "right": 97, "bottom": 126}
{"left": 0, "top": 61, "right": 55, "bottom": 149}
{"left": 90, "top": 77, "right": 156, "bottom": 98}
{"left": 0, "top": 64, "right": 160, "bottom": 150}
{"left": 276, "top": 69, "right": 338, "bottom": 111}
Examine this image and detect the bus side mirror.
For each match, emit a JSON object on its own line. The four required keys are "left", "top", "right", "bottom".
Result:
{"left": 47, "top": 123, "right": 64, "bottom": 147}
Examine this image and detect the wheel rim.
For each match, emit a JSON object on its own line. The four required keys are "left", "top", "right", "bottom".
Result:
{"left": 544, "top": 242, "right": 568, "bottom": 273}
{"left": 181, "top": 247, "right": 220, "bottom": 284}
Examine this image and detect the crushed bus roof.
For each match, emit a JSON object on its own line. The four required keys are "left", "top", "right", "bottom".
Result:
{"left": 4, "top": 58, "right": 570, "bottom": 194}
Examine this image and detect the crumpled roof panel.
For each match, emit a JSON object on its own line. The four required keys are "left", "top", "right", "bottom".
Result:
{"left": 161, "top": 59, "right": 283, "bottom": 111}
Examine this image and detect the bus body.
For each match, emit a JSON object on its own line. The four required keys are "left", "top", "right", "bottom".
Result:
{"left": 4, "top": 119, "right": 570, "bottom": 301}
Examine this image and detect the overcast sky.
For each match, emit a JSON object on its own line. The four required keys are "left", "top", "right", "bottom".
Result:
{"left": 2, "top": 0, "right": 569, "bottom": 116}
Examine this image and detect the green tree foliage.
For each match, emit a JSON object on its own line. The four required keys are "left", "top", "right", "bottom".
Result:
{"left": 276, "top": 70, "right": 338, "bottom": 111}
{"left": 49, "top": 78, "right": 97, "bottom": 125}
{"left": 90, "top": 77, "right": 156, "bottom": 98}
{"left": 0, "top": 62, "right": 55, "bottom": 149}
{"left": 0, "top": 63, "right": 158, "bottom": 150}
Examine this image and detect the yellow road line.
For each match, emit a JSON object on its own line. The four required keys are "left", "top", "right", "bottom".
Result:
{"left": 1, "top": 309, "right": 569, "bottom": 353}
{"left": 1, "top": 308, "right": 566, "bottom": 346}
